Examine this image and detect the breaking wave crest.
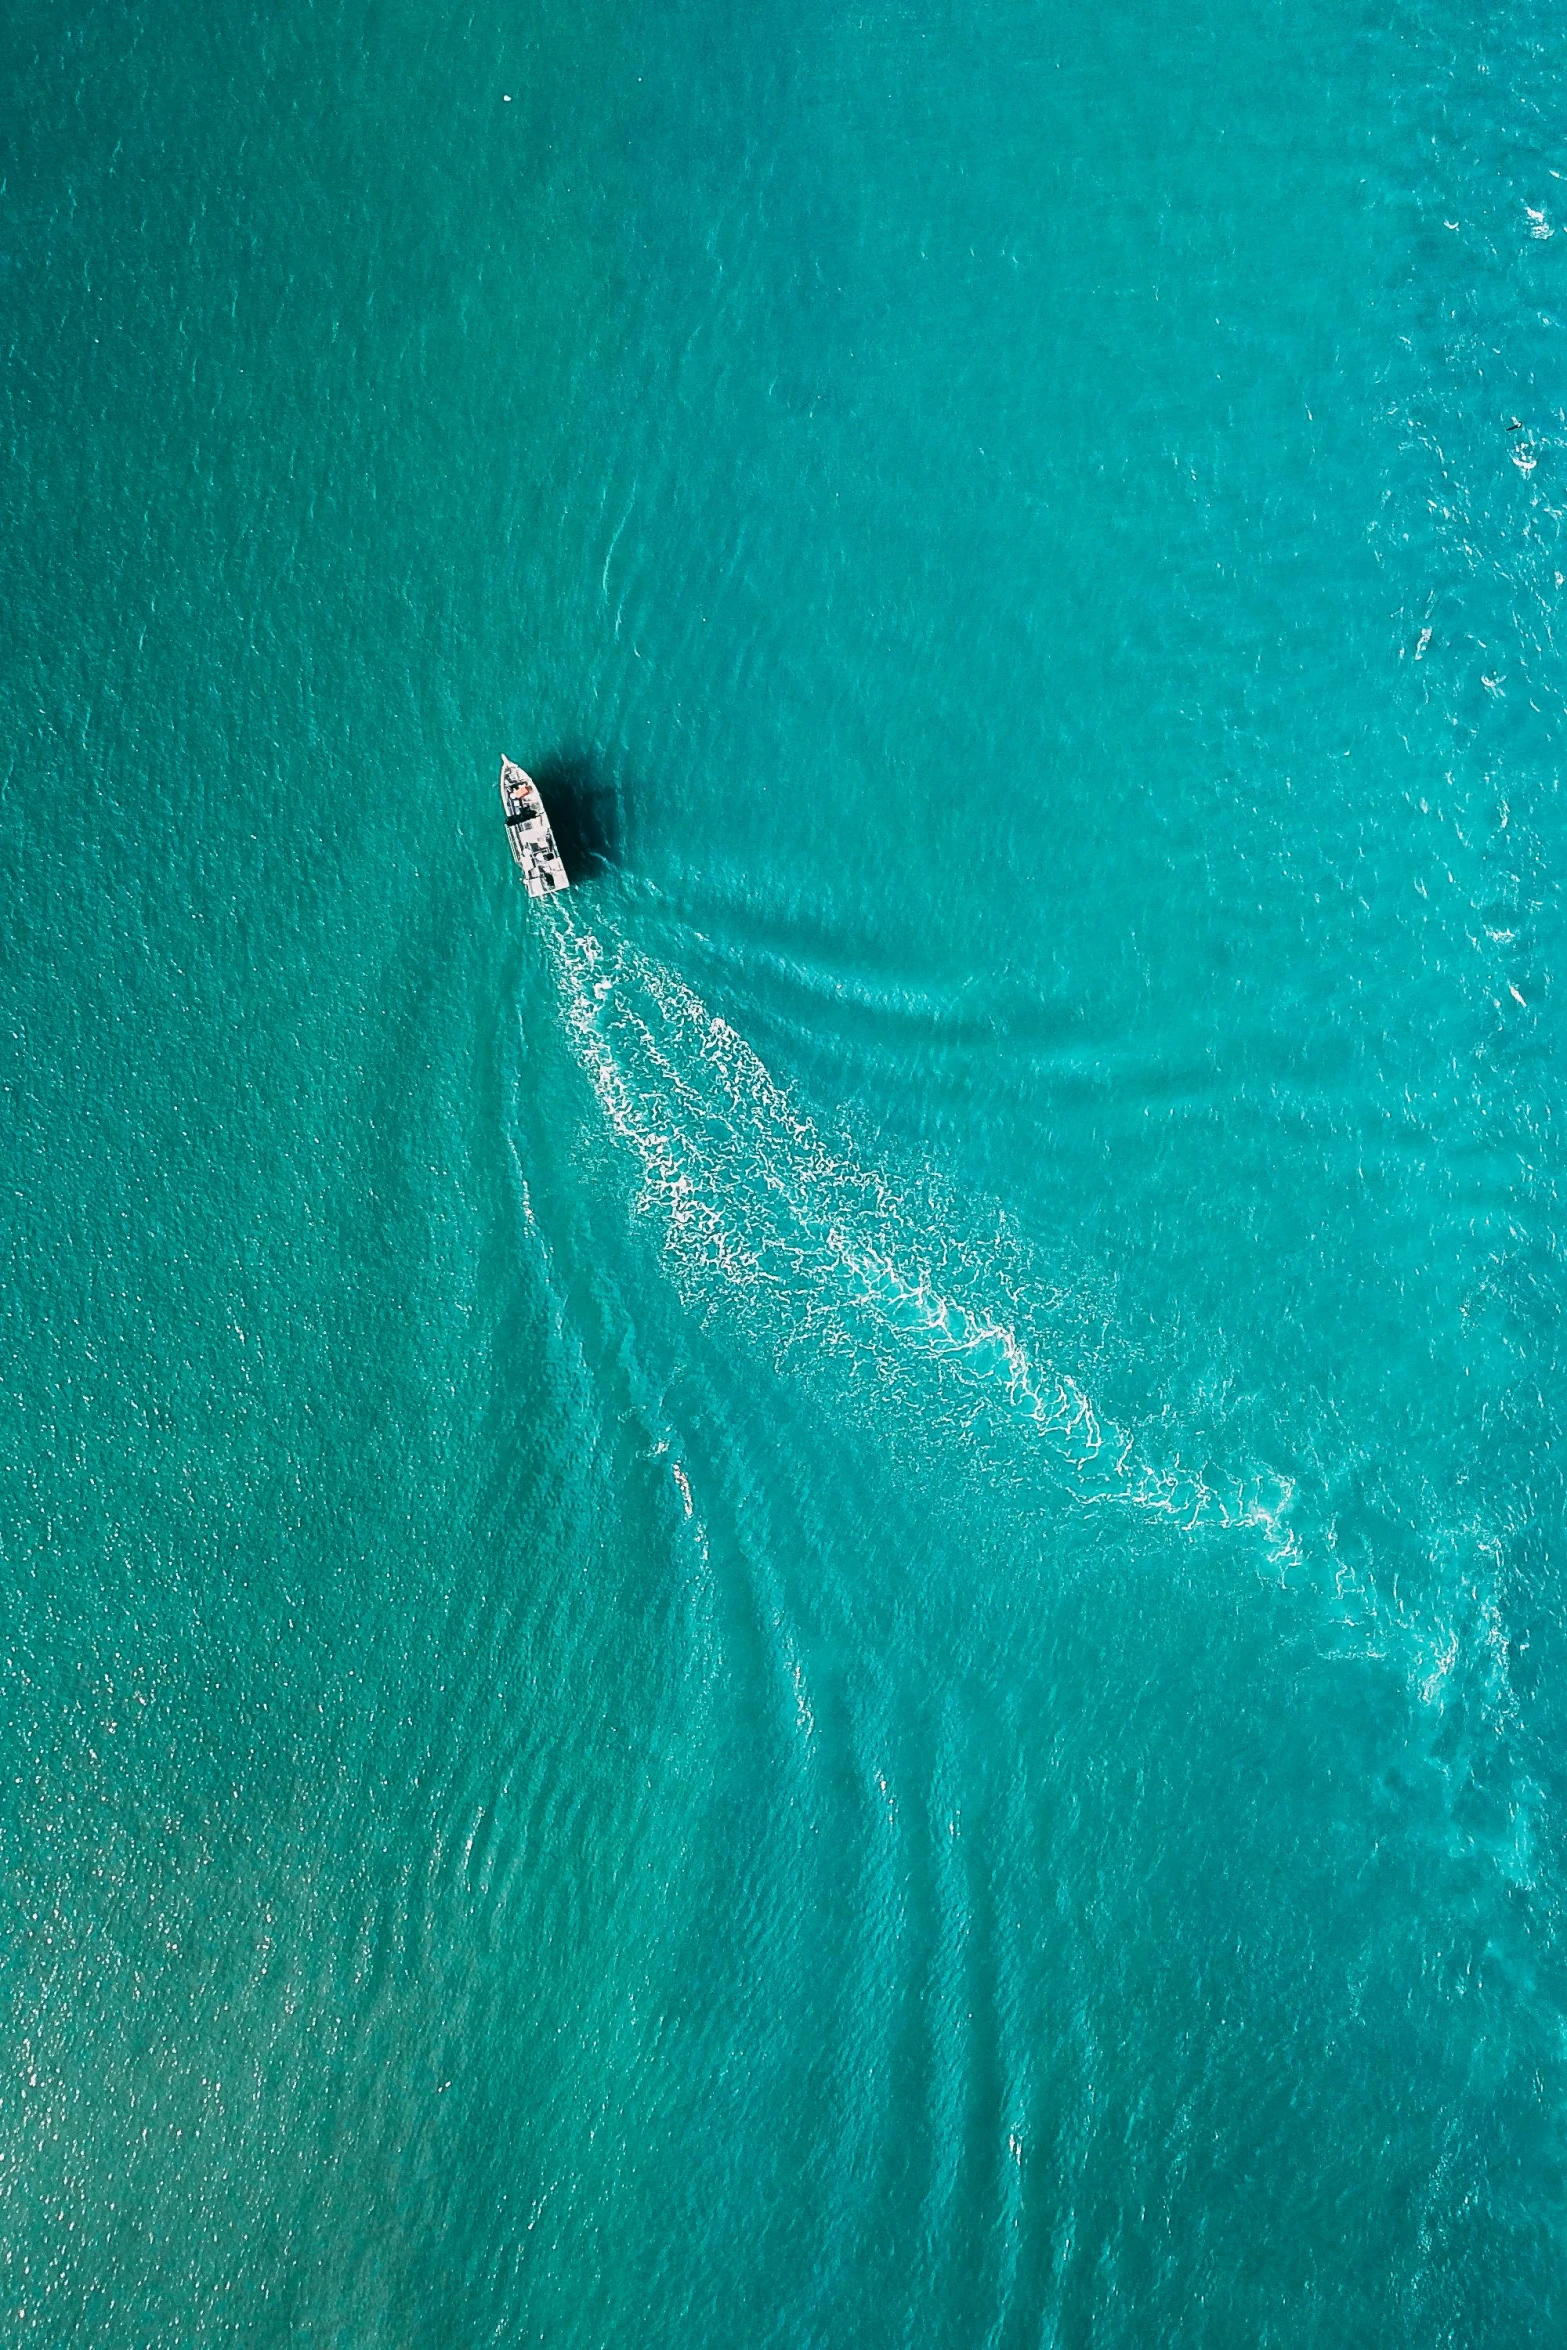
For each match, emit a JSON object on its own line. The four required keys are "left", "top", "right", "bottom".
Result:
{"left": 544, "top": 917, "right": 1299, "bottom": 1566}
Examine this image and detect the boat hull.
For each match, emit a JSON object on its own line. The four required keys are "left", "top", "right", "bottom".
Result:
{"left": 499, "top": 758, "right": 569, "bottom": 897}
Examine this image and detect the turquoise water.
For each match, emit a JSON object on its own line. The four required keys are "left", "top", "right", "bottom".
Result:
{"left": 4, "top": 0, "right": 1566, "bottom": 2338}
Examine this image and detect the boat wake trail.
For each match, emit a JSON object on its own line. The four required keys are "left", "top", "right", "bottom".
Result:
{"left": 544, "top": 917, "right": 1298, "bottom": 1566}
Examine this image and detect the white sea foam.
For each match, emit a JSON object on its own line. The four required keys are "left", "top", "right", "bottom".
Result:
{"left": 544, "top": 915, "right": 1300, "bottom": 1567}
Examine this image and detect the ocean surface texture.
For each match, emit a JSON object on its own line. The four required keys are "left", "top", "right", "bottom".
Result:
{"left": 4, "top": 0, "right": 1565, "bottom": 2341}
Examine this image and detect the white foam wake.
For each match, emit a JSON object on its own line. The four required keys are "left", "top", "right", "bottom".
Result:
{"left": 544, "top": 917, "right": 1298, "bottom": 1565}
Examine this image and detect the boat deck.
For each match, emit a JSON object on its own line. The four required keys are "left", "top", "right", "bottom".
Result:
{"left": 499, "top": 758, "right": 569, "bottom": 897}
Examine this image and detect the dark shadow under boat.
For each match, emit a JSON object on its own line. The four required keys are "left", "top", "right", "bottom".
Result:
{"left": 526, "top": 753, "right": 624, "bottom": 886}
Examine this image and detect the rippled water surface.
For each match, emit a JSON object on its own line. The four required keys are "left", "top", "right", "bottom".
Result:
{"left": 4, "top": 0, "right": 1567, "bottom": 2340}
